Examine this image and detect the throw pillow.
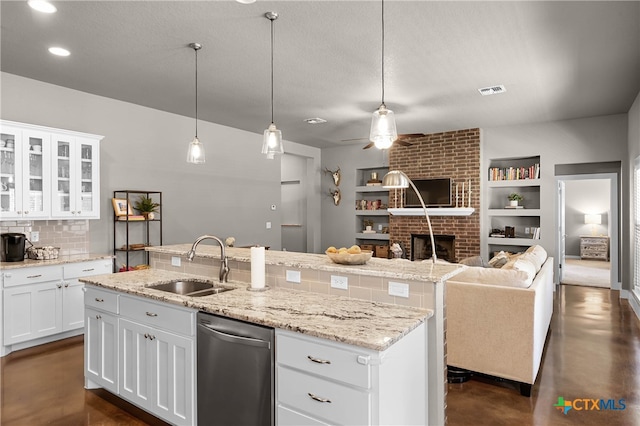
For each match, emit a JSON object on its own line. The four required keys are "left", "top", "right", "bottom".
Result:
{"left": 502, "top": 258, "right": 537, "bottom": 283}
{"left": 459, "top": 256, "right": 486, "bottom": 267}
{"left": 449, "top": 266, "right": 533, "bottom": 288}
{"left": 525, "top": 245, "right": 548, "bottom": 270}
{"left": 488, "top": 251, "right": 509, "bottom": 268}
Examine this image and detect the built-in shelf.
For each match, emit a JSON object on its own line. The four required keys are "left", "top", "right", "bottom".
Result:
{"left": 355, "top": 233, "right": 390, "bottom": 241}
{"left": 355, "top": 185, "right": 388, "bottom": 192}
{"left": 355, "top": 210, "right": 388, "bottom": 216}
{"left": 487, "top": 179, "right": 540, "bottom": 188}
{"left": 487, "top": 208, "right": 541, "bottom": 217}
{"left": 487, "top": 237, "right": 538, "bottom": 246}
{"left": 388, "top": 207, "right": 475, "bottom": 216}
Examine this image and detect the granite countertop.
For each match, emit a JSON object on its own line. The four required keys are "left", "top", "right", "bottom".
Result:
{"left": 147, "top": 244, "right": 465, "bottom": 283}
{"left": 80, "top": 268, "right": 433, "bottom": 352}
{"left": 1, "top": 253, "right": 114, "bottom": 270}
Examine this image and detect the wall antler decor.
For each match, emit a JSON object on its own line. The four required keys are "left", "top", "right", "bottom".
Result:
{"left": 323, "top": 166, "right": 341, "bottom": 186}
{"left": 329, "top": 188, "right": 341, "bottom": 206}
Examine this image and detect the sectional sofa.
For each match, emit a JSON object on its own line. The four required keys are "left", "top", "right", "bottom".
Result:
{"left": 445, "top": 246, "right": 554, "bottom": 396}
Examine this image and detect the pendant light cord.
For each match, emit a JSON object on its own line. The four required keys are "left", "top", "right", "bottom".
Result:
{"left": 381, "top": 0, "right": 385, "bottom": 106}
{"left": 195, "top": 46, "right": 199, "bottom": 138}
{"left": 270, "top": 16, "right": 275, "bottom": 124}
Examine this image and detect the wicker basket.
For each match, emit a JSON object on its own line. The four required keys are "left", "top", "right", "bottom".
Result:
{"left": 26, "top": 246, "right": 60, "bottom": 260}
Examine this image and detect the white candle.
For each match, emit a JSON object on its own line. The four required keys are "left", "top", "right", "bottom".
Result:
{"left": 456, "top": 183, "right": 459, "bottom": 205}
{"left": 461, "top": 182, "right": 465, "bottom": 208}
{"left": 468, "top": 179, "right": 471, "bottom": 208}
{"left": 250, "top": 246, "right": 266, "bottom": 289}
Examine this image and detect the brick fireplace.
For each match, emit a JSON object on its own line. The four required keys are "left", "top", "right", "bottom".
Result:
{"left": 388, "top": 129, "right": 481, "bottom": 262}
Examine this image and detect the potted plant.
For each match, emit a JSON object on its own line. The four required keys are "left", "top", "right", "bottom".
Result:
{"left": 133, "top": 195, "right": 160, "bottom": 219}
{"left": 508, "top": 193, "right": 524, "bottom": 207}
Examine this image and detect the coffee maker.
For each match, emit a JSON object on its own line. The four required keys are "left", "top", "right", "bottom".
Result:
{"left": 1, "top": 233, "right": 26, "bottom": 262}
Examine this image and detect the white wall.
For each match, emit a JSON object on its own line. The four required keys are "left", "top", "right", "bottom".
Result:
{"left": 1, "top": 72, "right": 319, "bottom": 254}
{"left": 564, "top": 179, "right": 610, "bottom": 256}
{"left": 482, "top": 114, "right": 628, "bottom": 273}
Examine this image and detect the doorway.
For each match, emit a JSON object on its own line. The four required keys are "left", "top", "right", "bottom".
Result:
{"left": 556, "top": 173, "right": 619, "bottom": 289}
{"left": 281, "top": 154, "right": 308, "bottom": 253}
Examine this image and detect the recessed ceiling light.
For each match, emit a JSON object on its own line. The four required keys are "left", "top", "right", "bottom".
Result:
{"left": 304, "top": 118, "right": 328, "bottom": 124}
{"left": 478, "top": 85, "right": 507, "bottom": 96}
{"left": 28, "top": 1, "right": 57, "bottom": 14}
{"left": 48, "top": 47, "right": 70, "bottom": 57}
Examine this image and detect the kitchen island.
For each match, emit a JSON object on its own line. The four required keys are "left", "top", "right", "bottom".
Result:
{"left": 81, "top": 245, "right": 464, "bottom": 425}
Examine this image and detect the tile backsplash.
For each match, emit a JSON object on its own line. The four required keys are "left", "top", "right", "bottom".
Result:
{"left": 0, "top": 219, "right": 90, "bottom": 255}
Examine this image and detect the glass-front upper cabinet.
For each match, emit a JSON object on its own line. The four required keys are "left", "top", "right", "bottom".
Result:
{"left": 51, "top": 135, "right": 100, "bottom": 219}
{"left": 0, "top": 124, "right": 51, "bottom": 220}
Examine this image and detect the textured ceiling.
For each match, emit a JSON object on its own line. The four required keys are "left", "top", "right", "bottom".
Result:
{"left": 1, "top": 1, "right": 639, "bottom": 149}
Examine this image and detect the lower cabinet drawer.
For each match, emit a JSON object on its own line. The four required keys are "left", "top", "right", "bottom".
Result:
{"left": 277, "top": 366, "right": 370, "bottom": 426}
{"left": 85, "top": 286, "right": 119, "bottom": 314}
{"left": 64, "top": 259, "right": 112, "bottom": 279}
{"left": 277, "top": 405, "right": 330, "bottom": 426}
{"left": 276, "top": 332, "right": 371, "bottom": 389}
{"left": 3, "top": 265, "right": 62, "bottom": 287}
{"left": 120, "top": 295, "right": 195, "bottom": 336}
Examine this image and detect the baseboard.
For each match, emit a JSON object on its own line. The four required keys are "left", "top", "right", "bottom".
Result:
{"left": 627, "top": 289, "right": 640, "bottom": 322}
{"left": 611, "top": 281, "right": 622, "bottom": 291}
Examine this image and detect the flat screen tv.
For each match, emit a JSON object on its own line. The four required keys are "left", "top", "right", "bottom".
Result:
{"left": 404, "top": 178, "right": 452, "bottom": 207}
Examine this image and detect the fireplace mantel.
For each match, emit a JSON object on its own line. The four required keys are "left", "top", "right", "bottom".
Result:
{"left": 388, "top": 207, "right": 475, "bottom": 216}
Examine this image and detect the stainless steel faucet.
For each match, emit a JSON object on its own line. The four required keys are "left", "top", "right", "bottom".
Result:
{"left": 186, "top": 235, "right": 230, "bottom": 283}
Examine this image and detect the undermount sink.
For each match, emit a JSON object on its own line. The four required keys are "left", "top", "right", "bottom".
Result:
{"left": 148, "top": 280, "right": 234, "bottom": 297}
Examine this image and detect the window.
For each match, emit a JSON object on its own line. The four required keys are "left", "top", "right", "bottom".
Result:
{"left": 634, "top": 157, "right": 640, "bottom": 292}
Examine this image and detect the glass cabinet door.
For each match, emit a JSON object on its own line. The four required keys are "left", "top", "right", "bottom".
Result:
{"left": 25, "top": 134, "right": 47, "bottom": 217}
{"left": 78, "top": 140, "right": 98, "bottom": 217}
{"left": 53, "top": 137, "right": 73, "bottom": 216}
{"left": 0, "top": 127, "right": 22, "bottom": 218}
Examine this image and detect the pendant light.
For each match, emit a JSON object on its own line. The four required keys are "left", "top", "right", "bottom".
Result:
{"left": 186, "top": 42, "right": 206, "bottom": 164}
{"left": 262, "top": 11, "right": 284, "bottom": 159}
{"left": 369, "top": 0, "right": 397, "bottom": 150}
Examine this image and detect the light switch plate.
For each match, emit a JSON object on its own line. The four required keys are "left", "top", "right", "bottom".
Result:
{"left": 331, "top": 275, "right": 348, "bottom": 290}
{"left": 171, "top": 256, "right": 181, "bottom": 267}
{"left": 30, "top": 231, "right": 40, "bottom": 242}
{"left": 286, "top": 270, "right": 301, "bottom": 283}
{"left": 388, "top": 281, "right": 409, "bottom": 298}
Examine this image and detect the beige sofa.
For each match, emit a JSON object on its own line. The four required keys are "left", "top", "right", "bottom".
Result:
{"left": 445, "top": 247, "right": 554, "bottom": 396}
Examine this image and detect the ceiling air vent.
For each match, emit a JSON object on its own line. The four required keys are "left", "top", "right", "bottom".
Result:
{"left": 478, "top": 85, "right": 506, "bottom": 96}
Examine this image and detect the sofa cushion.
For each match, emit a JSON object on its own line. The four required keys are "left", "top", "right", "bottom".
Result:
{"left": 451, "top": 265, "right": 533, "bottom": 288}
{"left": 524, "top": 245, "right": 548, "bottom": 271}
{"left": 459, "top": 255, "right": 486, "bottom": 267}
{"left": 502, "top": 258, "right": 537, "bottom": 283}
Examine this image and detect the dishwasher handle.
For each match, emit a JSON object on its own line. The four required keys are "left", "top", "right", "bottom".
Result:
{"left": 199, "top": 323, "right": 271, "bottom": 349}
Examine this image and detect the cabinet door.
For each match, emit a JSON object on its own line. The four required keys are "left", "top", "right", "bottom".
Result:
{"left": 149, "top": 328, "right": 195, "bottom": 426}
{"left": 3, "top": 281, "right": 62, "bottom": 345}
{"left": 0, "top": 125, "right": 24, "bottom": 219}
{"left": 22, "top": 129, "right": 51, "bottom": 218}
{"left": 85, "top": 307, "right": 118, "bottom": 393}
{"left": 62, "top": 279, "right": 86, "bottom": 331}
{"left": 74, "top": 138, "right": 100, "bottom": 219}
{"left": 118, "top": 318, "right": 152, "bottom": 408}
{"left": 51, "top": 134, "right": 75, "bottom": 218}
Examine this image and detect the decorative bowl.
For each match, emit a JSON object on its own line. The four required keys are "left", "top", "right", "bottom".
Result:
{"left": 26, "top": 246, "right": 60, "bottom": 260}
{"left": 325, "top": 250, "right": 373, "bottom": 265}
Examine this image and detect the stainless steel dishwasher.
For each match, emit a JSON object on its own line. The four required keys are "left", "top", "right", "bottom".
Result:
{"left": 197, "top": 312, "right": 275, "bottom": 426}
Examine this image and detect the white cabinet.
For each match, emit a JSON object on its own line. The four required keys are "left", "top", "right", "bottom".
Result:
{"left": 0, "top": 120, "right": 103, "bottom": 220}
{"left": 118, "top": 294, "right": 195, "bottom": 426}
{"left": 85, "top": 306, "right": 118, "bottom": 393}
{"left": 275, "top": 326, "right": 427, "bottom": 426}
{"left": 0, "top": 123, "right": 51, "bottom": 219}
{"left": 2, "top": 259, "right": 112, "bottom": 351}
{"left": 51, "top": 134, "right": 100, "bottom": 218}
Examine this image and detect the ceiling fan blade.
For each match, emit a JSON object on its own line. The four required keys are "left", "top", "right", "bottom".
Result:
{"left": 397, "top": 133, "right": 425, "bottom": 139}
{"left": 341, "top": 137, "right": 369, "bottom": 142}
{"left": 362, "top": 142, "right": 374, "bottom": 150}
{"left": 395, "top": 139, "right": 413, "bottom": 147}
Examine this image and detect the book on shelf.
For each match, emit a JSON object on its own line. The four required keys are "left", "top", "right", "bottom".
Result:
{"left": 117, "top": 215, "right": 146, "bottom": 221}
{"left": 532, "top": 227, "right": 541, "bottom": 239}
{"left": 488, "top": 163, "right": 540, "bottom": 181}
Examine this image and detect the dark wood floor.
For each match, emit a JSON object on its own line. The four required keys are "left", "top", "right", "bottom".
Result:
{"left": 1, "top": 285, "right": 639, "bottom": 425}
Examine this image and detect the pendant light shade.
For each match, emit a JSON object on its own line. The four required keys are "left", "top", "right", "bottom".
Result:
{"left": 262, "top": 11, "right": 284, "bottom": 159}
{"left": 369, "top": 0, "right": 397, "bottom": 150}
{"left": 186, "top": 42, "right": 205, "bottom": 164}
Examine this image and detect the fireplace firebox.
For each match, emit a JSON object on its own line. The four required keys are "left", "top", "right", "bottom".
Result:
{"left": 411, "top": 234, "right": 456, "bottom": 262}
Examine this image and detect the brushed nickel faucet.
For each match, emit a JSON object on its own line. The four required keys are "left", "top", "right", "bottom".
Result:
{"left": 186, "top": 235, "right": 230, "bottom": 283}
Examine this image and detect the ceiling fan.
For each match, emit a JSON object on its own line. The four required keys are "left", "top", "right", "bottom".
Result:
{"left": 341, "top": 133, "right": 426, "bottom": 149}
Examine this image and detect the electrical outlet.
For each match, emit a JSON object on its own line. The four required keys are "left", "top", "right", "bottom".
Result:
{"left": 30, "top": 231, "right": 39, "bottom": 242}
{"left": 388, "top": 281, "right": 409, "bottom": 298}
{"left": 266, "top": 221, "right": 272, "bottom": 229}
{"left": 330, "top": 275, "right": 348, "bottom": 290}
{"left": 171, "top": 256, "right": 181, "bottom": 267}
{"left": 286, "top": 270, "right": 301, "bottom": 283}
{"left": 524, "top": 227, "right": 530, "bottom": 235}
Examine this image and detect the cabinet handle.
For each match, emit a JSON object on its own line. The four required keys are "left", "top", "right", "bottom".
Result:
{"left": 57, "top": 283, "right": 62, "bottom": 289}
{"left": 24, "top": 211, "right": 29, "bottom": 214}
{"left": 95, "top": 298, "right": 104, "bottom": 302}
{"left": 145, "top": 312, "right": 158, "bottom": 317}
{"left": 82, "top": 268, "right": 95, "bottom": 272}
{"left": 308, "top": 393, "right": 332, "bottom": 403}
{"left": 144, "top": 333, "right": 149, "bottom": 339}
{"left": 64, "top": 283, "right": 69, "bottom": 288}
{"left": 27, "top": 274, "right": 43, "bottom": 279}
{"left": 96, "top": 315, "right": 102, "bottom": 320}
{"left": 307, "top": 355, "right": 331, "bottom": 365}
{"left": 149, "top": 334, "right": 155, "bottom": 340}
